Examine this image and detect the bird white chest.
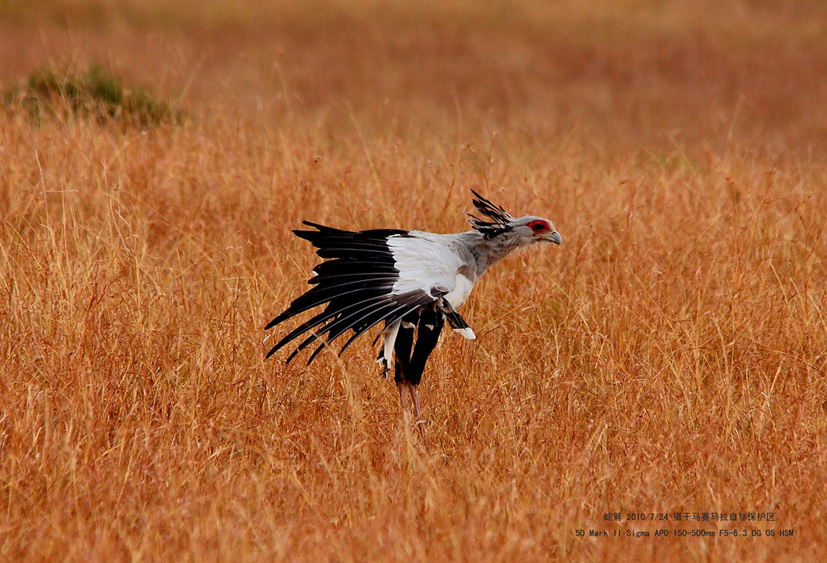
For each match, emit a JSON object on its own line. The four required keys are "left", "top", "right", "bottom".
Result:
{"left": 444, "top": 273, "right": 474, "bottom": 309}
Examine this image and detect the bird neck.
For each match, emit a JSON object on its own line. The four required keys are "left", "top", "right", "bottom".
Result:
{"left": 459, "top": 230, "right": 526, "bottom": 278}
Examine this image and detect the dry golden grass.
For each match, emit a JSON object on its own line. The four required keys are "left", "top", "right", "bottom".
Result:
{"left": 1, "top": 1, "right": 826, "bottom": 560}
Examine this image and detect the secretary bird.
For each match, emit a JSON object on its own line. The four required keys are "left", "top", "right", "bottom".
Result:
{"left": 265, "top": 191, "right": 561, "bottom": 433}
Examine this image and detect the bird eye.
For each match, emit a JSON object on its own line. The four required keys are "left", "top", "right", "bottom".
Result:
{"left": 530, "top": 221, "right": 545, "bottom": 232}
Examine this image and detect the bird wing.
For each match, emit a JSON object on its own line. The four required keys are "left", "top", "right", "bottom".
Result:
{"left": 385, "top": 232, "right": 467, "bottom": 300}
{"left": 266, "top": 223, "right": 473, "bottom": 365}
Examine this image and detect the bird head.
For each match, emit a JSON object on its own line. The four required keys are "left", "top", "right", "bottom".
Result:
{"left": 466, "top": 190, "right": 561, "bottom": 246}
{"left": 509, "top": 215, "right": 562, "bottom": 245}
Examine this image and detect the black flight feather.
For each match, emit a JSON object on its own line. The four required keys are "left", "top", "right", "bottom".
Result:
{"left": 306, "top": 298, "right": 429, "bottom": 365}
{"left": 266, "top": 222, "right": 438, "bottom": 364}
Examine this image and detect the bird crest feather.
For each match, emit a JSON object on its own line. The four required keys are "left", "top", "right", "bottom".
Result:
{"left": 466, "top": 190, "right": 514, "bottom": 239}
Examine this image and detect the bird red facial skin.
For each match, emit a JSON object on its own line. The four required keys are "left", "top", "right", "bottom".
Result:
{"left": 528, "top": 220, "right": 550, "bottom": 234}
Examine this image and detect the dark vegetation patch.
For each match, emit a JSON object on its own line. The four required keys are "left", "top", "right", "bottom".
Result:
{"left": 4, "top": 64, "right": 183, "bottom": 127}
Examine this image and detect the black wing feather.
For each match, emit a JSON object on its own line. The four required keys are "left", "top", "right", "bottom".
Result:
{"left": 266, "top": 294, "right": 394, "bottom": 358}
{"left": 266, "top": 222, "right": 437, "bottom": 364}
{"left": 290, "top": 299, "right": 397, "bottom": 363}
{"left": 306, "top": 300, "right": 428, "bottom": 365}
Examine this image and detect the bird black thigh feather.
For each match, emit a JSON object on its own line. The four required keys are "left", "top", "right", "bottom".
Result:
{"left": 394, "top": 307, "right": 445, "bottom": 387}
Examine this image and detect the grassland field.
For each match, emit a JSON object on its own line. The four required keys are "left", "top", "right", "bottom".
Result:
{"left": 1, "top": 1, "right": 826, "bottom": 561}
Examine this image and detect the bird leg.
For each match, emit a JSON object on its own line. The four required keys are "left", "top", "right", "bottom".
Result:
{"left": 408, "top": 382, "right": 423, "bottom": 422}
{"left": 397, "top": 379, "right": 409, "bottom": 412}
{"left": 391, "top": 307, "right": 445, "bottom": 447}
{"left": 400, "top": 308, "right": 445, "bottom": 447}
{"left": 393, "top": 311, "right": 418, "bottom": 421}
{"left": 408, "top": 382, "right": 428, "bottom": 447}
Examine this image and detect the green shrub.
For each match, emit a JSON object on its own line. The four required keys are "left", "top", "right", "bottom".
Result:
{"left": 6, "top": 64, "right": 183, "bottom": 127}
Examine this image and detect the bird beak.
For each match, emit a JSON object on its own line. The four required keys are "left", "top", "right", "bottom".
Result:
{"left": 543, "top": 231, "right": 562, "bottom": 245}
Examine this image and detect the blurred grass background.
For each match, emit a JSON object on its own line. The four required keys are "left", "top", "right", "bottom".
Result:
{"left": 3, "top": 0, "right": 825, "bottom": 154}
{"left": 1, "top": 1, "right": 825, "bottom": 561}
